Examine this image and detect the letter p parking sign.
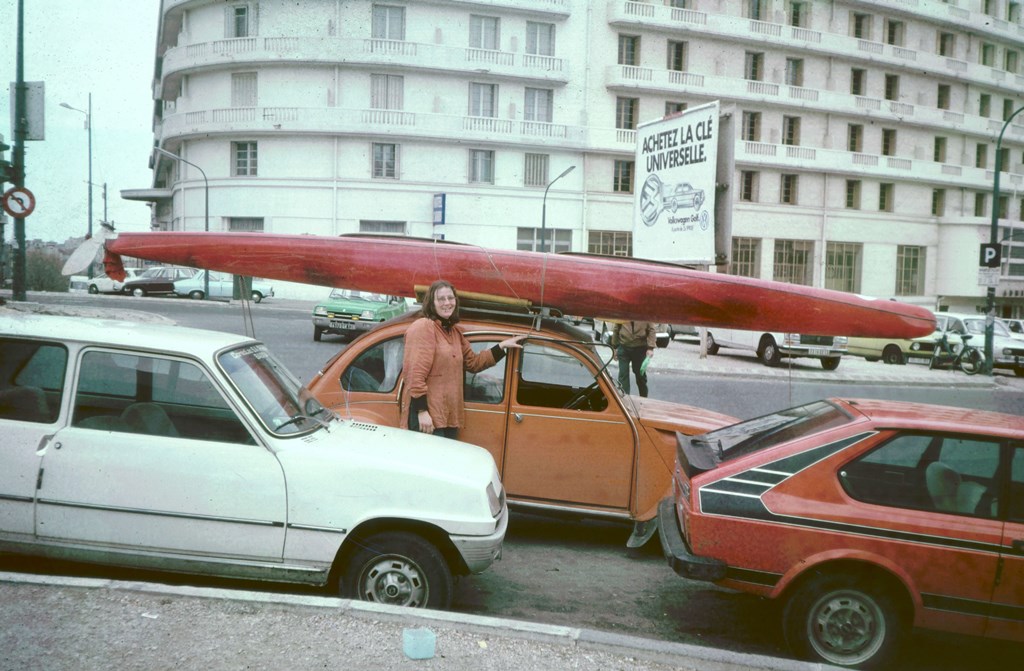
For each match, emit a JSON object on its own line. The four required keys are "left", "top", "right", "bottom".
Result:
{"left": 980, "top": 243, "right": 1001, "bottom": 268}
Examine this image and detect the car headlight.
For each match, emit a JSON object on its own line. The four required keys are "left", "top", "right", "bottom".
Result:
{"left": 486, "top": 481, "right": 505, "bottom": 518}
{"left": 360, "top": 310, "right": 375, "bottom": 320}
{"left": 834, "top": 336, "right": 848, "bottom": 346}
{"left": 313, "top": 306, "right": 328, "bottom": 316}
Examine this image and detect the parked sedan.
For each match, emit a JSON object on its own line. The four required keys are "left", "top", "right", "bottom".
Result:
{"left": 0, "top": 313, "right": 507, "bottom": 610}
{"left": 86, "top": 268, "right": 141, "bottom": 294}
{"left": 659, "top": 398, "right": 1024, "bottom": 668}
{"left": 308, "top": 308, "right": 737, "bottom": 547}
{"left": 121, "top": 266, "right": 197, "bottom": 297}
{"left": 847, "top": 312, "right": 962, "bottom": 365}
{"left": 312, "top": 288, "right": 409, "bottom": 342}
{"left": 173, "top": 270, "right": 274, "bottom": 303}
{"left": 944, "top": 312, "right": 1024, "bottom": 376}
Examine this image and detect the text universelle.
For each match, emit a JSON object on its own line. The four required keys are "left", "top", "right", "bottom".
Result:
{"left": 641, "top": 116, "right": 714, "bottom": 171}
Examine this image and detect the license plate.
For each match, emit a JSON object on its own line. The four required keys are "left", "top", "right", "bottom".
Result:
{"left": 807, "top": 348, "right": 828, "bottom": 356}
{"left": 330, "top": 320, "right": 359, "bottom": 329}
{"left": 908, "top": 357, "right": 930, "bottom": 365}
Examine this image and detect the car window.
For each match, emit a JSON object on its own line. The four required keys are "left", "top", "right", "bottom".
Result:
{"left": 341, "top": 337, "right": 404, "bottom": 393}
{"left": 840, "top": 433, "right": 1001, "bottom": 518}
{"left": 517, "top": 341, "right": 608, "bottom": 411}
{"left": 1010, "top": 447, "right": 1024, "bottom": 522}
{"left": 0, "top": 339, "right": 67, "bottom": 423}
{"left": 73, "top": 350, "right": 254, "bottom": 444}
{"left": 465, "top": 341, "right": 505, "bottom": 404}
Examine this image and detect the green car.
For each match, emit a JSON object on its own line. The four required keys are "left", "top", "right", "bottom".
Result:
{"left": 312, "top": 289, "right": 409, "bottom": 342}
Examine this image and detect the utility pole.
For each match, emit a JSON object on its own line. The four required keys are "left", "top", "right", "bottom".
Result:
{"left": 11, "top": 0, "right": 28, "bottom": 301}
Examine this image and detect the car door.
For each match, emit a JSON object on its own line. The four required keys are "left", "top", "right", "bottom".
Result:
{"left": 35, "top": 348, "right": 287, "bottom": 562}
{"left": 503, "top": 340, "right": 635, "bottom": 511}
{"left": 985, "top": 442, "right": 1024, "bottom": 641}
{"left": 459, "top": 339, "right": 511, "bottom": 471}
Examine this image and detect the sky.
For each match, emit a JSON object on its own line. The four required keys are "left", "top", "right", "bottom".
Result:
{"left": 1, "top": 0, "right": 159, "bottom": 243}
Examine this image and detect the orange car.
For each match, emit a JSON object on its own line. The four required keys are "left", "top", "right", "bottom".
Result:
{"left": 658, "top": 397, "right": 1024, "bottom": 668}
{"left": 309, "top": 309, "right": 736, "bottom": 547}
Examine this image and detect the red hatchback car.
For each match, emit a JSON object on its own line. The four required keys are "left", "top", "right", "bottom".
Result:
{"left": 658, "top": 398, "right": 1024, "bottom": 668}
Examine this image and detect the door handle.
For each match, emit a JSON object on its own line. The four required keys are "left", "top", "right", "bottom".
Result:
{"left": 513, "top": 413, "right": 523, "bottom": 423}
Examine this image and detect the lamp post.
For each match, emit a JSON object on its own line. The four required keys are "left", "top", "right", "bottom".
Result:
{"left": 540, "top": 165, "right": 576, "bottom": 253}
{"left": 154, "top": 146, "right": 209, "bottom": 298}
{"left": 985, "top": 104, "right": 1024, "bottom": 374}
{"left": 60, "top": 94, "right": 92, "bottom": 277}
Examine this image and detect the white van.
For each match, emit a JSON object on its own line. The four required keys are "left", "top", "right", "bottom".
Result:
{"left": 703, "top": 328, "right": 847, "bottom": 370}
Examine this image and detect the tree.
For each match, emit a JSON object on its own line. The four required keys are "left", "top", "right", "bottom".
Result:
{"left": 26, "top": 248, "right": 69, "bottom": 292}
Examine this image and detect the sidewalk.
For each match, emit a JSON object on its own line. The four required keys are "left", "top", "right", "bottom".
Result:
{"left": 0, "top": 573, "right": 831, "bottom": 671}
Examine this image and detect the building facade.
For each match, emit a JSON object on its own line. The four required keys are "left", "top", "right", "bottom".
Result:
{"left": 125, "top": 0, "right": 1024, "bottom": 315}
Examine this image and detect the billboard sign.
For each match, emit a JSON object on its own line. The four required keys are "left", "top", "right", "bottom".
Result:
{"left": 633, "top": 100, "right": 719, "bottom": 264}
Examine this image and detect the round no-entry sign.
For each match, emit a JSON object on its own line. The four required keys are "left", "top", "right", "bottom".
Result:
{"left": 2, "top": 186, "right": 36, "bottom": 217}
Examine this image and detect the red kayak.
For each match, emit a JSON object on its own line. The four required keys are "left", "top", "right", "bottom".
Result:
{"left": 97, "top": 231, "right": 934, "bottom": 338}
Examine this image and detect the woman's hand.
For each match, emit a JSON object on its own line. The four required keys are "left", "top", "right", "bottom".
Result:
{"left": 499, "top": 335, "right": 527, "bottom": 351}
{"left": 417, "top": 410, "right": 434, "bottom": 434}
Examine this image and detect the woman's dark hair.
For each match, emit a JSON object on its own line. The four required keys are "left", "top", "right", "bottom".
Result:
{"left": 420, "top": 279, "right": 460, "bottom": 324}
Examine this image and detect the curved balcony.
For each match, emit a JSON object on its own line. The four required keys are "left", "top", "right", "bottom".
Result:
{"left": 426, "top": 0, "right": 571, "bottom": 18}
{"left": 848, "top": 0, "right": 1024, "bottom": 43}
{"left": 160, "top": 36, "right": 569, "bottom": 99}
{"left": 604, "top": 64, "right": 1024, "bottom": 144}
{"left": 607, "top": 1, "right": 1024, "bottom": 97}
{"left": 159, "top": 105, "right": 588, "bottom": 150}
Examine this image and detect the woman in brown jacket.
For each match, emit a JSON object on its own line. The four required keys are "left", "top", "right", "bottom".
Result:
{"left": 401, "top": 280, "right": 524, "bottom": 438}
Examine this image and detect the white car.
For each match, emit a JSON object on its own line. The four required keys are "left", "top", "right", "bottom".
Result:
{"left": 173, "top": 270, "right": 274, "bottom": 302}
{"left": 0, "top": 313, "right": 507, "bottom": 609}
{"left": 86, "top": 268, "right": 141, "bottom": 294}
{"left": 942, "top": 312, "right": 1024, "bottom": 376}
{"left": 703, "top": 327, "right": 847, "bottom": 370}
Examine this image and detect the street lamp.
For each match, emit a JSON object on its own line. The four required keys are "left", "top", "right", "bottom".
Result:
{"left": 60, "top": 94, "right": 92, "bottom": 277}
{"left": 985, "top": 104, "right": 1024, "bottom": 374}
{"left": 540, "top": 165, "right": 576, "bottom": 254}
{"left": 154, "top": 146, "right": 209, "bottom": 298}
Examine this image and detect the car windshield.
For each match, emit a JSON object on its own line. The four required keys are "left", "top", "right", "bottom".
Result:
{"left": 138, "top": 268, "right": 163, "bottom": 278}
{"left": 218, "top": 343, "right": 332, "bottom": 436}
{"left": 964, "top": 318, "right": 1010, "bottom": 337}
{"left": 330, "top": 289, "right": 388, "bottom": 303}
{"left": 688, "top": 400, "right": 853, "bottom": 466}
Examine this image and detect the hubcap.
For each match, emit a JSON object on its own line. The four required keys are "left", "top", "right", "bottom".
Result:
{"left": 809, "top": 591, "right": 884, "bottom": 664}
{"left": 358, "top": 555, "right": 427, "bottom": 607}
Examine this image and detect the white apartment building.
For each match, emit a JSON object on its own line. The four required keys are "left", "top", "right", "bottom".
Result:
{"left": 125, "top": 0, "right": 1024, "bottom": 316}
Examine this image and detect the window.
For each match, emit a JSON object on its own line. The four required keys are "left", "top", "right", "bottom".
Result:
{"left": 668, "top": 41, "right": 687, "bottom": 71}
{"left": 226, "top": 4, "right": 253, "bottom": 38}
{"left": 848, "top": 124, "right": 864, "bottom": 152}
{"left": 524, "top": 153, "right": 548, "bottom": 187}
{"left": 469, "top": 149, "right": 494, "bottom": 184}
{"left": 938, "top": 32, "right": 956, "bottom": 56}
{"left": 884, "top": 19, "right": 904, "bottom": 46}
{"left": 980, "top": 93, "right": 992, "bottom": 117}
{"left": 1007, "top": 50, "right": 1020, "bottom": 73}
{"left": 517, "top": 342, "right": 606, "bottom": 411}
{"left": 999, "top": 195, "right": 1010, "bottom": 218}
{"left": 665, "top": 101, "right": 687, "bottom": 115}
{"left": 232, "top": 141, "right": 257, "bottom": 176}
{"left": 744, "top": 0, "right": 766, "bottom": 20}
{"left": 372, "top": 142, "right": 398, "bottom": 179}
{"left": 839, "top": 434, "right": 1001, "bottom": 517}
{"left": 340, "top": 337, "right": 404, "bottom": 393}
{"left": 785, "top": 58, "right": 803, "bottom": 86}
{"left": 981, "top": 42, "right": 996, "bottom": 67}
{"left": 231, "top": 72, "right": 257, "bottom": 107}
{"left": 1006, "top": 99, "right": 1017, "bottom": 121}
{"left": 881, "top": 128, "right": 896, "bottom": 156}
{"left": 613, "top": 160, "right": 634, "bottom": 193}
{"left": 998, "top": 146, "right": 1011, "bottom": 171}
{"left": 371, "top": 74, "right": 404, "bottom": 110}
{"left": 934, "top": 136, "right": 947, "bottom": 162}
{"left": 469, "top": 15, "right": 500, "bottom": 50}
{"left": 976, "top": 143, "right": 988, "bottom": 169}
{"left": 517, "top": 227, "right": 571, "bottom": 253}
{"left": 730, "top": 237, "right": 760, "bottom": 278}
{"left": 846, "top": 180, "right": 861, "bottom": 209}
{"left": 359, "top": 220, "right": 406, "bottom": 235}
{"left": 937, "top": 84, "right": 950, "bottom": 109}
{"left": 469, "top": 83, "right": 497, "bottom": 117}
{"left": 372, "top": 4, "right": 405, "bottom": 40}
{"left": 896, "top": 246, "right": 926, "bottom": 295}
{"left": 740, "top": 170, "right": 758, "bottom": 201}
{"left": 879, "top": 183, "right": 894, "bottom": 212}
{"left": 524, "top": 88, "right": 553, "bottom": 123}
{"left": 526, "top": 22, "right": 555, "bottom": 56}
{"left": 464, "top": 341, "right": 508, "bottom": 404}
{"left": 228, "top": 217, "right": 263, "bottom": 232}
{"left": 852, "top": 13, "right": 871, "bottom": 40}
{"left": 932, "top": 188, "right": 946, "bottom": 216}
{"left": 0, "top": 340, "right": 66, "bottom": 424}
{"left": 781, "top": 174, "right": 798, "bottom": 205}
{"left": 588, "top": 231, "right": 632, "bottom": 257}
{"left": 773, "top": 239, "right": 814, "bottom": 286}
{"left": 788, "top": 1, "right": 808, "bottom": 27}
{"left": 783, "top": 116, "right": 800, "bottom": 145}
{"left": 851, "top": 68, "right": 866, "bottom": 95}
{"left": 745, "top": 52, "right": 764, "bottom": 81}
{"left": 742, "top": 112, "right": 761, "bottom": 141}
{"left": 616, "top": 97, "right": 638, "bottom": 130}
{"left": 884, "top": 74, "right": 899, "bottom": 101}
{"left": 618, "top": 35, "right": 639, "bottom": 66}
{"left": 825, "top": 242, "right": 861, "bottom": 292}
{"left": 975, "top": 192, "right": 987, "bottom": 217}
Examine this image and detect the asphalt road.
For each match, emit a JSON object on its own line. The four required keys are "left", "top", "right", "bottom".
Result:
{"left": 4, "top": 291, "right": 1023, "bottom": 669}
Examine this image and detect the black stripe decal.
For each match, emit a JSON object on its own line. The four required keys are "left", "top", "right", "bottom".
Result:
{"left": 37, "top": 499, "right": 285, "bottom": 528}
{"left": 922, "top": 593, "right": 1024, "bottom": 623}
{"left": 0, "top": 493, "right": 34, "bottom": 504}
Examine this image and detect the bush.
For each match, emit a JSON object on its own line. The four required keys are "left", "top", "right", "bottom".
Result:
{"left": 26, "top": 249, "right": 69, "bottom": 292}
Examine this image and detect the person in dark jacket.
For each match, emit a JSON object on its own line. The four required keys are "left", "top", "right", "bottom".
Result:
{"left": 611, "top": 321, "right": 655, "bottom": 397}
